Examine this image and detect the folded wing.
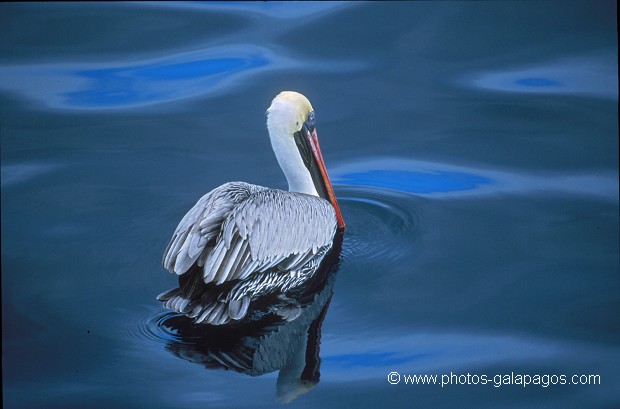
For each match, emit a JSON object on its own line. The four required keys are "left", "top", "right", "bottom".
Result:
{"left": 163, "top": 183, "right": 338, "bottom": 288}
{"left": 162, "top": 181, "right": 264, "bottom": 275}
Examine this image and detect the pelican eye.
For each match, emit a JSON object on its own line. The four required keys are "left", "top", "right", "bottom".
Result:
{"left": 303, "top": 111, "right": 316, "bottom": 133}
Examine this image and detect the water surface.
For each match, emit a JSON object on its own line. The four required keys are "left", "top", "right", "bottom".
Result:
{"left": 1, "top": 2, "right": 618, "bottom": 408}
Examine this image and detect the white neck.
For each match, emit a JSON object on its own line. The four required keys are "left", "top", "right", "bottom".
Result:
{"left": 267, "top": 118, "right": 318, "bottom": 196}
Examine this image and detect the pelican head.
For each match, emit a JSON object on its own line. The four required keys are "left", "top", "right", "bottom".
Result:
{"left": 267, "top": 91, "right": 314, "bottom": 137}
{"left": 267, "top": 91, "right": 345, "bottom": 231}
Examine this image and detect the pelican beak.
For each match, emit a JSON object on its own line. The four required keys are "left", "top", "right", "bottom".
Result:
{"left": 295, "top": 122, "right": 345, "bottom": 231}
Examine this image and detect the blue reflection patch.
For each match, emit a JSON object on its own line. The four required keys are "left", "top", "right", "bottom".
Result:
{"left": 336, "top": 169, "right": 492, "bottom": 194}
{"left": 131, "top": 57, "right": 260, "bottom": 80}
{"left": 465, "top": 53, "right": 617, "bottom": 99}
{"left": 324, "top": 351, "right": 429, "bottom": 367}
{"left": 63, "top": 54, "right": 269, "bottom": 108}
{"left": 514, "top": 77, "right": 561, "bottom": 87}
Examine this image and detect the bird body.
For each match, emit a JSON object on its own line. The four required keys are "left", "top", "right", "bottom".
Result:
{"left": 158, "top": 91, "right": 344, "bottom": 325}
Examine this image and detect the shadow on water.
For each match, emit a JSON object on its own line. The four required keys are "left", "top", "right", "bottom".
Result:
{"left": 151, "top": 234, "right": 343, "bottom": 403}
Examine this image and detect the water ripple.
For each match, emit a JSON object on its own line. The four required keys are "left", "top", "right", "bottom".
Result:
{"left": 0, "top": 44, "right": 363, "bottom": 111}
{"left": 1, "top": 162, "right": 61, "bottom": 187}
{"left": 332, "top": 157, "right": 618, "bottom": 202}
{"left": 464, "top": 52, "right": 618, "bottom": 99}
{"left": 141, "top": 1, "right": 354, "bottom": 19}
{"left": 337, "top": 185, "right": 420, "bottom": 262}
{"left": 0, "top": 45, "right": 280, "bottom": 110}
{"left": 126, "top": 307, "right": 187, "bottom": 349}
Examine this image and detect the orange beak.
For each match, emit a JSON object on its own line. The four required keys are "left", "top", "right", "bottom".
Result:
{"left": 307, "top": 128, "right": 345, "bottom": 231}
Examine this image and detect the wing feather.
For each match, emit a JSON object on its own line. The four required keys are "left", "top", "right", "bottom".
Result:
{"left": 203, "top": 189, "right": 337, "bottom": 286}
{"left": 162, "top": 182, "right": 263, "bottom": 275}
{"left": 229, "top": 243, "right": 252, "bottom": 280}
{"left": 164, "top": 184, "right": 338, "bottom": 293}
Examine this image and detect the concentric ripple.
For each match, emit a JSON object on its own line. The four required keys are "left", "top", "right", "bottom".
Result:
{"left": 336, "top": 185, "right": 421, "bottom": 262}
{"left": 127, "top": 307, "right": 196, "bottom": 349}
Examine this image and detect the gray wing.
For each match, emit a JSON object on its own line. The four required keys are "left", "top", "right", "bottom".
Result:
{"left": 202, "top": 189, "right": 337, "bottom": 285}
{"left": 162, "top": 181, "right": 264, "bottom": 275}
{"left": 163, "top": 184, "right": 338, "bottom": 288}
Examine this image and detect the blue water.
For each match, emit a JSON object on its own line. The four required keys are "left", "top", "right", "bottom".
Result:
{"left": 1, "top": 2, "right": 618, "bottom": 408}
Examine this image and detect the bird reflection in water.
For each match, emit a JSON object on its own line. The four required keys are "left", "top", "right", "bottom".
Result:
{"left": 160, "top": 234, "right": 343, "bottom": 403}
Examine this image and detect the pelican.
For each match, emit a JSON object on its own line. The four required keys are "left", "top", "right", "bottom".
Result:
{"left": 158, "top": 91, "right": 345, "bottom": 325}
